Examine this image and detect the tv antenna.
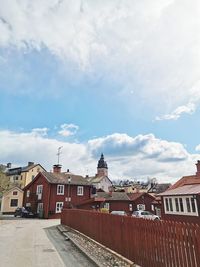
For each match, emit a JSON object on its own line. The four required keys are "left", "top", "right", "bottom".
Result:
{"left": 57, "top": 146, "right": 63, "bottom": 165}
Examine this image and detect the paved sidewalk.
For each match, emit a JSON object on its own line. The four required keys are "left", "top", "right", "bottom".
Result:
{"left": 0, "top": 218, "right": 65, "bottom": 267}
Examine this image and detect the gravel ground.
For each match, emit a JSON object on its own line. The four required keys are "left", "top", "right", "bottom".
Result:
{"left": 58, "top": 225, "right": 137, "bottom": 267}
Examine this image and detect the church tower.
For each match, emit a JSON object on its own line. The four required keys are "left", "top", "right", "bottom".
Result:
{"left": 97, "top": 153, "right": 108, "bottom": 177}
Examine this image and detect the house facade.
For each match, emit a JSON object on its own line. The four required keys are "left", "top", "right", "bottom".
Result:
{"left": 1, "top": 186, "right": 23, "bottom": 214}
{"left": 86, "top": 154, "right": 113, "bottom": 192}
{"left": 159, "top": 161, "right": 200, "bottom": 223}
{"left": 23, "top": 164, "right": 93, "bottom": 218}
{"left": 87, "top": 191, "right": 156, "bottom": 215}
{"left": 6, "top": 162, "right": 46, "bottom": 188}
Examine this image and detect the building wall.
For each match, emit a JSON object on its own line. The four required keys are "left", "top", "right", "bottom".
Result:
{"left": 23, "top": 174, "right": 50, "bottom": 218}
{"left": 23, "top": 174, "right": 92, "bottom": 218}
{"left": 23, "top": 165, "right": 45, "bottom": 186}
{"left": 1, "top": 188, "right": 23, "bottom": 214}
{"left": 98, "top": 177, "right": 112, "bottom": 192}
{"left": 161, "top": 195, "right": 200, "bottom": 223}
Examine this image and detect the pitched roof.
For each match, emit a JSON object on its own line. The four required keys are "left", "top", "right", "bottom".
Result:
{"left": 158, "top": 184, "right": 200, "bottom": 196}
{"left": 169, "top": 175, "right": 200, "bottom": 190}
{"left": 97, "top": 192, "right": 130, "bottom": 201}
{"left": 42, "top": 172, "right": 91, "bottom": 186}
{"left": 96, "top": 191, "right": 154, "bottom": 201}
{"left": 6, "top": 163, "right": 45, "bottom": 175}
{"left": 2, "top": 186, "right": 23, "bottom": 196}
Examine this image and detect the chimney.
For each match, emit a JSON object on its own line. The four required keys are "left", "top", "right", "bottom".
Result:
{"left": 7, "top": 163, "right": 11, "bottom": 169}
{"left": 28, "top": 162, "right": 34, "bottom": 166}
{"left": 196, "top": 160, "right": 200, "bottom": 176}
{"left": 53, "top": 164, "right": 62, "bottom": 173}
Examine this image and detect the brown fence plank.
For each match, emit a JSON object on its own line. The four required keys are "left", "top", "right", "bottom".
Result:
{"left": 61, "top": 209, "right": 200, "bottom": 267}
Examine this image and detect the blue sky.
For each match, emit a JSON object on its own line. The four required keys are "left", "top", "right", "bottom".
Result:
{"left": 0, "top": 0, "right": 200, "bottom": 183}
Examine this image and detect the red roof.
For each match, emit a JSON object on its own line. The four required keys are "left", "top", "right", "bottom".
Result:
{"left": 169, "top": 175, "right": 200, "bottom": 190}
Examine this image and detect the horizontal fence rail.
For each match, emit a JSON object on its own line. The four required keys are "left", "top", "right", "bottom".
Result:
{"left": 61, "top": 209, "right": 200, "bottom": 267}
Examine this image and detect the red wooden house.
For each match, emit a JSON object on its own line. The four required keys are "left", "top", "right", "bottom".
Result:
{"left": 78, "top": 191, "right": 156, "bottom": 215}
{"left": 158, "top": 160, "right": 200, "bottom": 223}
{"left": 23, "top": 164, "right": 93, "bottom": 218}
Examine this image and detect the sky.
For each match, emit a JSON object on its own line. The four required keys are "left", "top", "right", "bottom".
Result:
{"left": 0, "top": 0, "right": 200, "bottom": 184}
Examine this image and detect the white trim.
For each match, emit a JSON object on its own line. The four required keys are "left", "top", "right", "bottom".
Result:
{"left": 27, "top": 190, "right": 30, "bottom": 198}
{"left": 77, "top": 186, "right": 84, "bottom": 196}
{"left": 55, "top": 202, "right": 63, "bottom": 213}
{"left": 57, "top": 185, "right": 64, "bottom": 195}
{"left": 36, "top": 185, "right": 43, "bottom": 195}
{"left": 163, "top": 196, "right": 198, "bottom": 216}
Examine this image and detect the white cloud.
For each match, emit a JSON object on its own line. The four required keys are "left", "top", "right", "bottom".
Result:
{"left": 155, "top": 102, "right": 196, "bottom": 121}
{"left": 1, "top": 0, "right": 200, "bottom": 117}
{"left": 0, "top": 129, "right": 199, "bottom": 183}
{"left": 58, "top": 123, "right": 79, "bottom": 137}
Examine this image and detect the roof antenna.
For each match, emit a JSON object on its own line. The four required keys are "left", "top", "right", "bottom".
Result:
{"left": 57, "top": 146, "right": 63, "bottom": 165}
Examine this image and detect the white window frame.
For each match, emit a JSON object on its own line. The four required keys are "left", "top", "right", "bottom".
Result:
{"left": 37, "top": 203, "right": 43, "bottom": 213}
{"left": 55, "top": 202, "right": 63, "bottom": 213}
{"left": 27, "top": 190, "right": 30, "bottom": 198}
{"left": 137, "top": 204, "right": 145, "bottom": 210}
{"left": 57, "top": 185, "right": 64, "bottom": 195}
{"left": 36, "top": 185, "right": 43, "bottom": 195}
{"left": 163, "top": 196, "right": 198, "bottom": 216}
{"left": 77, "top": 186, "right": 84, "bottom": 196}
{"left": 104, "top": 202, "right": 110, "bottom": 210}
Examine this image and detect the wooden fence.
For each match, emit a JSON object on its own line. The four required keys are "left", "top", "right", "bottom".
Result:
{"left": 61, "top": 209, "right": 200, "bottom": 267}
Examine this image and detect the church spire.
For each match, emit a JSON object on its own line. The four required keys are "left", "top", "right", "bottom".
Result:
{"left": 97, "top": 153, "right": 108, "bottom": 177}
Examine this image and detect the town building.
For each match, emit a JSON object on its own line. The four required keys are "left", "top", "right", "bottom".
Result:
{"left": 1, "top": 162, "right": 46, "bottom": 214}
{"left": 86, "top": 154, "right": 113, "bottom": 192}
{"left": 23, "top": 164, "right": 93, "bottom": 218}
{"left": 159, "top": 160, "right": 200, "bottom": 223}
{"left": 1, "top": 186, "right": 23, "bottom": 214}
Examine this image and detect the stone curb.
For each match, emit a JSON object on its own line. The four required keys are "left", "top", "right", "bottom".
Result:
{"left": 57, "top": 225, "right": 101, "bottom": 267}
{"left": 57, "top": 224, "right": 135, "bottom": 267}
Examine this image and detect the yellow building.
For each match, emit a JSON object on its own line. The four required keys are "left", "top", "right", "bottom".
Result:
{"left": 6, "top": 162, "right": 46, "bottom": 188}
{"left": 1, "top": 186, "right": 23, "bottom": 214}
{"left": 0, "top": 162, "right": 46, "bottom": 214}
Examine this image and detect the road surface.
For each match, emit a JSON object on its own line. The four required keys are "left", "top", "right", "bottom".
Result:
{"left": 0, "top": 217, "right": 95, "bottom": 267}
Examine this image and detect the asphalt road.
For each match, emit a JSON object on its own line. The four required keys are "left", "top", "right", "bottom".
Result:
{"left": 0, "top": 216, "right": 95, "bottom": 267}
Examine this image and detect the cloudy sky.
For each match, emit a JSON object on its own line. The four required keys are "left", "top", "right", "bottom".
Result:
{"left": 0, "top": 0, "right": 200, "bottom": 183}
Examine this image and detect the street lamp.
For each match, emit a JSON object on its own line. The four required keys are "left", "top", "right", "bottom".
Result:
{"left": 67, "top": 176, "right": 71, "bottom": 208}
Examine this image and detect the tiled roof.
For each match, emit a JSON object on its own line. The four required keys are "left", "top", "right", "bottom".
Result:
{"left": 42, "top": 172, "right": 91, "bottom": 186}
{"left": 169, "top": 175, "right": 200, "bottom": 190}
{"left": 97, "top": 192, "right": 130, "bottom": 201}
{"left": 96, "top": 192, "right": 153, "bottom": 201}
{"left": 87, "top": 176, "right": 105, "bottom": 183}
{"left": 158, "top": 184, "right": 200, "bottom": 196}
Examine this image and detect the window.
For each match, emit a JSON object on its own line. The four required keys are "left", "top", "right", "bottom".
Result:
{"left": 10, "top": 199, "right": 18, "bottom": 207}
{"left": 104, "top": 203, "right": 110, "bottom": 210}
{"left": 191, "top": 198, "right": 196, "bottom": 212}
{"left": 37, "top": 203, "right": 43, "bottom": 213}
{"left": 77, "top": 186, "right": 84, "bottom": 196}
{"left": 179, "top": 198, "right": 184, "bottom": 212}
{"left": 14, "top": 176, "right": 18, "bottom": 181}
{"left": 165, "top": 198, "right": 169, "bottom": 211}
{"left": 55, "top": 202, "right": 63, "bottom": 213}
{"left": 186, "top": 198, "right": 191, "bottom": 212}
{"left": 36, "top": 185, "right": 43, "bottom": 195}
{"left": 27, "top": 190, "right": 30, "bottom": 198}
{"left": 175, "top": 198, "right": 179, "bottom": 212}
{"left": 129, "top": 204, "right": 133, "bottom": 211}
{"left": 169, "top": 198, "right": 173, "bottom": 211}
{"left": 13, "top": 191, "right": 18, "bottom": 196}
{"left": 57, "top": 185, "right": 64, "bottom": 195}
{"left": 137, "top": 204, "right": 145, "bottom": 210}
{"left": 32, "top": 175, "right": 35, "bottom": 181}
